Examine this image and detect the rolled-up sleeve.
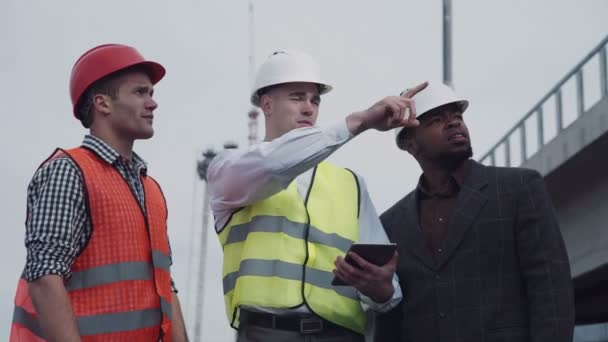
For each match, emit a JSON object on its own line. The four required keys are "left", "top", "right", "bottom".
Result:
{"left": 24, "top": 157, "right": 87, "bottom": 282}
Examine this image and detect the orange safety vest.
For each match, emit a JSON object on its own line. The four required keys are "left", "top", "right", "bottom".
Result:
{"left": 10, "top": 147, "right": 173, "bottom": 341}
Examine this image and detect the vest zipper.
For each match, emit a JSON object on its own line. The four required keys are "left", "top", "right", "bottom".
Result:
{"left": 119, "top": 168, "right": 164, "bottom": 340}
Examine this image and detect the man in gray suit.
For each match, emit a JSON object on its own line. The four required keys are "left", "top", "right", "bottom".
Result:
{"left": 375, "top": 82, "right": 575, "bottom": 342}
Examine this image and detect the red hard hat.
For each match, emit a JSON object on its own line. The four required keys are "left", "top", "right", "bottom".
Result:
{"left": 69, "top": 44, "right": 166, "bottom": 118}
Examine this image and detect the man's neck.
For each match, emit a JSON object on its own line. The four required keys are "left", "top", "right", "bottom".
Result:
{"left": 419, "top": 159, "right": 466, "bottom": 194}
{"left": 89, "top": 129, "right": 134, "bottom": 159}
{"left": 263, "top": 127, "right": 288, "bottom": 142}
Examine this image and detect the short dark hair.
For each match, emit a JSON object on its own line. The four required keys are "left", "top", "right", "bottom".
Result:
{"left": 75, "top": 65, "right": 150, "bottom": 128}
{"left": 256, "top": 83, "right": 324, "bottom": 101}
{"left": 256, "top": 84, "right": 281, "bottom": 101}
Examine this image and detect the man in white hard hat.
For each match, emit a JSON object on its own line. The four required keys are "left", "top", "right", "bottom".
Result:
{"left": 376, "top": 81, "right": 575, "bottom": 342}
{"left": 207, "top": 49, "right": 427, "bottom": 341}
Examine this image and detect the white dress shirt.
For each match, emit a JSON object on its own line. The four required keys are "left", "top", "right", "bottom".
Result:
{"left": 207, "top": 120, "right": 402, "bottom": 314}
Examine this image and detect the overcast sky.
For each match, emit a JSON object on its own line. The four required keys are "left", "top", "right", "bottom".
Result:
{"left": 1, "top": 1, "right": 607, "bottom": 340}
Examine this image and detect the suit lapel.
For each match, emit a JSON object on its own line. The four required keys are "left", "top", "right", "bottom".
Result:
{"left": 436, "top": 161, "right": 489, "bottom": 269}
{"left": 393, "top": 191, "right": 436, "bottom": 270}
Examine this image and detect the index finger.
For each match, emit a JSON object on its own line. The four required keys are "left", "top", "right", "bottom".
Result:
{"left": 401, "top": 81, "right": 429, "bottom": 98}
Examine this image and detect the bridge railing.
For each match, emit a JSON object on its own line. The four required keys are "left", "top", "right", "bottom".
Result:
{"left": 479, "top": 35, "right": 608, "bottom": 167}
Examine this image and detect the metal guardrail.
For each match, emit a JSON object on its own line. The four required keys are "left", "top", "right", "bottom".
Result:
{"left": 479, "top": 35, "right": 608, "bottom": 167}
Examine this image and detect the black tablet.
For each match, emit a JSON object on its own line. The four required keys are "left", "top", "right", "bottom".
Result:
{"left": 331, "top": 243, "right": 397, "bottom": 286}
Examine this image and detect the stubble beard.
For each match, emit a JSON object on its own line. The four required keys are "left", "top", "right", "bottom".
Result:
{"left": 417, "top": 142, "right": 473, "bottom": 171}
{"left": 433, "top": 147, "right": 473, "bottom": 170}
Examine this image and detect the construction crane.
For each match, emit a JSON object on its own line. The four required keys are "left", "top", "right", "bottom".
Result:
{"left": 248, "top": 0, "right": 260, "bottom": 146}
{"left": 192, "top": 143, "right": 238, "bottom": 342}
{"left": 189, "top": 2, "right": 258, "bottom": 340}
{"left": 192, "top": 148, "right": 216, "bottom": 341}
{"left": 443, "top": 0, "right": 453, "bottom": 88}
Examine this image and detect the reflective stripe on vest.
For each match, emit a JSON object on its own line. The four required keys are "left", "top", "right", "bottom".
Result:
{"left": 66, "top": 251, "right": 171, "bottom": 291}
{"left": 224, "top": 216, "right": 353, "bottom": 253}
{"left": 219, "top": 162, "right": 366, "bottom": 334}
{"left": 152, "top": 250, "right": 172, "bottom": 271}
{"left": 223, "top": 258, "right": 358, "bottom": 300}
{"left": 67, "top": 261, "right": 153, "bottom": 291}
{"left": 13, "top": 306, "right": 162, "bottom": 337}
{"left": 64, "top": 258, "right": 173, "bottom": 320}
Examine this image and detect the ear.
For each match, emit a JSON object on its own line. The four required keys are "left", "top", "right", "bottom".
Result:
{"left": 397, "top": 135, "right": 417, "bottom": 156}
{"left": 93, "top": 94, "right": 112, "bottom": 116}
{"left": 260, "top": 94, "right": 272, "bottom": 118}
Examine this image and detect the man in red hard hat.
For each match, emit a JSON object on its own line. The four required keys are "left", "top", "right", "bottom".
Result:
{"left": 10, "top": 44, "right": 188, "bottom": 341}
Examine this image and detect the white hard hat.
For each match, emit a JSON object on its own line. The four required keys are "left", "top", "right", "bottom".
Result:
{"left": 394, "top": 81, "right": 469, "bottom": 142}
{"left": 250, "top": 49, "right": 333, "bottom": 106}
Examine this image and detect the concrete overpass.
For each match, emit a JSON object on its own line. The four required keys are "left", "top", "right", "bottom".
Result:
{"left": 479, "top": 35, "right": 608, "bottom": 340}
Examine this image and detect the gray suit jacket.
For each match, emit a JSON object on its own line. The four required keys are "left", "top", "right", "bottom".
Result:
{"left": 375, "top": 161, "right": 574, "bottom": 342}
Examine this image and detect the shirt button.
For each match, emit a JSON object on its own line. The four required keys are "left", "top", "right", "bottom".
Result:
{"left": 439, "top": 312, "right": 446, "bottom": 319}
{"left": 437, "top": 248, "right": 443, "bottom": 254}
{"left": 438, "top": 217, "right": 444, "bottom": 222}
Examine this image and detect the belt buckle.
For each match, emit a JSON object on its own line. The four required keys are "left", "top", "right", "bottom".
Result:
{"left": 300, "top": 317, "right": 323, "bottom": 334}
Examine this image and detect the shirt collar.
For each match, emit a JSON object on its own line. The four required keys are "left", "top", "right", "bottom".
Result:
{"left": 417, "top": 159, "right": 471, "bottom": 198}
{"left": 82, "top": 135, "right": 148, "bottom": 175}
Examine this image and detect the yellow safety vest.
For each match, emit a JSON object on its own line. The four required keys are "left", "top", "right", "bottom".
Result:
{"left": 218, "top": 161, "right": 366, "bottom": 334}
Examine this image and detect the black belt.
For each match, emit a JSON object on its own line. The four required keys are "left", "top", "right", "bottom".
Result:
{"left": 240, "top": 309, "right": 344, "bottom": 335}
